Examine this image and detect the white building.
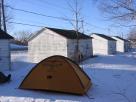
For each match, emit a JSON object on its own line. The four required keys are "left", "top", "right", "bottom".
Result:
{"left": 28, "top": 27, "right": 93, "bottom": 63}
{"left": 112, "top": 36, "right": 131, "bottom": 52}
{"left": 0, "top": 30, "right": 13, "bottom": 71}
{"left": 91, "top": 33, "right": 116, "bottom": 55}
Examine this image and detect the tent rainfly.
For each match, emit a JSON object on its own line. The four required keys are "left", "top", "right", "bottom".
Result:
{"left": 19, "top": 55, "right": 92, "bottom": 95}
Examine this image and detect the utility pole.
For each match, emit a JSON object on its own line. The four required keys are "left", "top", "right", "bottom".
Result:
{"left": 0, "top": 0, "right": 1, "bottom": 29}
{"left": 1, "top": 0, "right": 7, "bottom": 32}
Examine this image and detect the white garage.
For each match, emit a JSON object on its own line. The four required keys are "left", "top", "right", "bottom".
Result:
{"left": 112, "top": 36, "right": 131, "bottom": 53}
{"left": 91, "top": 33, "right": 116, "bottom": 55}
{"left": 28, "top": 27, "right": 93, "bottom": 63}
{"left": 0, "top": 30, "right": 13, "bottom": 71}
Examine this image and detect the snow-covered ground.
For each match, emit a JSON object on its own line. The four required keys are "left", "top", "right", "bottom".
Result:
{"left": 0, "top": 51, "right": 136, "bottom": 102}
{"left": 10, "top": 44, "right": 28, "bottom": 51}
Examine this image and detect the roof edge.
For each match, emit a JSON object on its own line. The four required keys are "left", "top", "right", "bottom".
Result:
{"left": 91, "top": 33, "right": 116, "bottom": 41}
{"left": 29, "top": 27, "right": 92, "bottom": 41}
{"left": 28, "top": 27, "right": 45, "bottom": 41}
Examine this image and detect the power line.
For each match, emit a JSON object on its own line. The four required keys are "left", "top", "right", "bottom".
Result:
{"left": 5, "top": 4, "right": 108, "bottom": 31}
{"left": 7, "top": 21, "right": 109, "bottom": 35}
{"left": 5, "top": 5, "right": 76, "bottom": 22}
{"left": 23, "top": 0, "right": 67, "bottom": 11}
{"left": 7, "top": 21, "right": 45, "bottom": 27}
{"left": 18, "top": 0, "right": 67, "bottom": 19}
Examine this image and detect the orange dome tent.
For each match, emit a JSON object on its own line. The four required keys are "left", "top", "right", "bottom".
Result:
{"left": 19, "top": 55, "right": 92, "bottom": 95}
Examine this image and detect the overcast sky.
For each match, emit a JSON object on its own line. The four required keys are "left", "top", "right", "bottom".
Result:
{"left": 7, "top": 0, "right": 130, "bottom": 38}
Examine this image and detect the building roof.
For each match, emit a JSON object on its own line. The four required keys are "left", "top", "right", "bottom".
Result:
{"left": 92, "top": 33, "right": 116, "bottom": 41}
{"left": 0, "top": 29, "right": 14, "bottom": 39}
{"left": 113, "top": 36, "right": 129, "bottom": 42}
{"left": 29, "top": 27, "right": 92, "bottom": 41}
{"left": 47, "top": 27, "right": 92, "bottom": 39}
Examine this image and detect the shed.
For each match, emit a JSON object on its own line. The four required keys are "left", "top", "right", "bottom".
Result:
{"left": 28, "top": 27, "right": 93, "bottom": 63}
{"left": 0, "top": 30, "right": 13, "bottom": 71}
{"left": 112, "top": 36, "right": 131, "bottom": 52}
{"left": 90, "top": 33, "right": 116, "bottom": 55}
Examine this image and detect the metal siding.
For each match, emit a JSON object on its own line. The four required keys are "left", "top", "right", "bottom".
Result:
{"left": 108, "top": 41, "right": 116, "bottom": 54}
{"left": 112, "top": 37, "right": 125, "bottom": 53}
{"left": 0, "top": 40, "right": 10, "bottom": 71}
{"left": 91, "top": 34, "right": 108, "bottom": 55}
{"left": 67, "top": 39, "right": 93, "bottom": 61}
{"left": 28, "top": 29, "right": 67, "bottom": 63}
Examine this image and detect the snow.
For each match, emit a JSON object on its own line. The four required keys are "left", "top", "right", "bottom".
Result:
{"left": 10, "top": 44, "right": 28, "bottom": 51}
{"left": 0, "top": 51, "right": 136, "bottom": 102}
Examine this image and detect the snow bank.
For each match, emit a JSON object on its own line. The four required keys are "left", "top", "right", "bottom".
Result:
{"left": 10, "top": 44, "right": 28, "bottom": 51}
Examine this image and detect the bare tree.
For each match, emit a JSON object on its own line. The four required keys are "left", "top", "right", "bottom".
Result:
{"left": 13, "top": 30, "right": 32, "bottom": 45}
{"left": 98, "top": 0, "right": 136, "bottom": 48}
{"left": 66, "top": 0, "right": 84, "bottom": 62}
{"left": 128, "top": 28, "right": 136, "bottom": 39}
{"left": 66, "top": 0, "right": 84, "bottom": 31}
{"left": 98, "top": 0, "right": 136, "bottom": 22}
{"left": 128, "top": 27, "right": 136, "bottom": 48}
{"left": 5, "top": 6, "right": 13, "bottom": 31}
